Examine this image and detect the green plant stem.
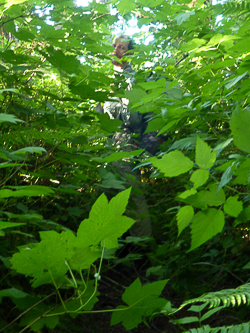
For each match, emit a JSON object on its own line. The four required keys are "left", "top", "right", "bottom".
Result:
{"left": 0, "top": 290, "right": 57, "bottom": 333}
{"left": 49, "top": 270, "right": 68, "bottom": 313}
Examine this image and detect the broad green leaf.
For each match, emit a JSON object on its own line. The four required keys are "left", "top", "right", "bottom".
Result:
{"left": 173, "top": 11, "right": 195, "bottom": 25}
{"left": 0, "top": 222, "right": 25, "bottom": 229}
{"left": 111, "top": 278, "right": 168, "bottom": 330}
{"left": 184, "top": 184, "right": 225, "bottom": 209}
{"left": 102, "top": 149, "right": 144, "bottom": 163}
{"left": 47, "top": 49, "right": 82, "bottom": 75}
{"left": 190, "top": 169, "right": 209, "bottom": 189}
{"left": 144, "top": 118, "right": 164, "bottom": 134}
{"left": 98, "top": 172, "right": 126, "bottom": 190}
{"left": 14, "top": 295, "right": 59, "bottom": 331}
{"left": 180, "top": 38, "right": 206, "bottom": 52}
{"left": 150, "top": 151, "right": 193, "bottom": 177}
{"left": 0, "top": 186, "right": 54, "bottom": 198}
{"left": 68, "top": 247, "right": 100, "bottom": 271}
{"left": 196, "top": 136, "right": 216, "bottom": 169}
{"left": 0, "top": 288, "right": 28, "bottom": 303}
{"left": 116, "top": 0, "right": 137, "bottom": 15}
{"left": 235, "top": 205, "right": 250, "bottom": 227}
{"left": 213, "top": 138, "right": 233, "bottom": 156}
{"left": 97, "top": 113, "right": 123, "bottom": 133}
{"left": 179, "top": 188, "right": 197, "bottom": 199}
{"left": 11, "top": 147, "right": 47, "bottom": 155}
{"left": 77, "top": 188, "right": 135, "bottom": 249}
{"left": 230, "top": 109, "right": 250, "bottom": 154}
{"left": 233, "top": 158, "right": 250, "bottom": 185}
{"left": 189, "top": 208, "right": 225, "bottom": 251}
{"left": 138, "top": 78, "right": 166, "bottom": 90}
{"left": 177, "top": 206, "right": 194, "bottom": 236}
{"left": 0, "top": 88, "right": 19, "bottom": 94}
{"left": 0, "top": 113, "right": 23, "bottom": 123}
{"left": 4, "top": 0, "right": 28, "bottom": 7}
{"left": 158, "top": 120, "right": 177, "bottom": 135}
{"left": 224, "top": 196, "right": 243, "bottom": 217}
{"left": 0, "top": 163, "right": 22, "bottom": 168}
{"left": 11, "top": 230, "right": 76, "bottom": 287}
{"left": 225, "top": 71, "right": 248, "bottom": 90}
{"left": 217, "top": 166, "right": 233, "bottom": 192}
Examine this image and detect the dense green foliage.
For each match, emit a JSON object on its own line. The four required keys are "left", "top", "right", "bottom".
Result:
{"left": 1, "top": 0, "right": 250, "bottom": 331}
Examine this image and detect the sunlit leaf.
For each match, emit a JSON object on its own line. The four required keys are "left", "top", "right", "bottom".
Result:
{"left": 189, "top": 208, "right": 225, "bottom": 251}
{"left": 150, "top": 151, "right": 193, "bottom": 177}
{"left": 177, "top": 206, "right": 194, "bottom": 236}
{"left": 230, "top": 109, "right": 250, "bottom": 153}
{"left": 190, "top": 169, "right": 209, "bottom": 189}
{"left": 196, "top": 136, "right": 216, "bottom": 170}
{"left": 224, "top": 196, "right": 243, "bottom": 217}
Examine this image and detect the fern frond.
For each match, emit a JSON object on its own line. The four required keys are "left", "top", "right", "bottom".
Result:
{"left": 185, "top": 322, "right": 250, "bottom": 333}
{"left": 222, "top": 0, "right": 250, "bottom": 16}
{"left": 176, "top": 282, "right": 250, "bottom": 312}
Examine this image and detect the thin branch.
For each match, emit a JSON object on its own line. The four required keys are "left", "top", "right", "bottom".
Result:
{"left": 0, "top": 15, "right": 32, "bottom": 28}
{"left": 0, "top": 290, "right": 57, "bottom": 333}
{"left": 175, "top": 53, "right": 189, "bottom": 67}
{"left": 91, "top": 13, "right": 110, "bottom": 21}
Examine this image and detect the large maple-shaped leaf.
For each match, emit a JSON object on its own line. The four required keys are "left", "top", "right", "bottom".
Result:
{"left": 10, "top": 230, "right": 76, "bottom": 287}
{"left": 111, "top": 278, "right": 168, "bottom": 330}
{"left": 77, "top": 188, "right": 135, "bottom": 249}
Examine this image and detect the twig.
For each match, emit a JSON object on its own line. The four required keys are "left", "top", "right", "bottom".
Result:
{"left": 91, "top": 13, "right": 110, "bottom": 21}
{"left": 0, "top": 290, "right": 57, "bottom": 333}
{"left": 0, "top": 15, "right": 31, "bottom": 28}
{"left": 175, "top": 53, "right": 189, "bottom": 67}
